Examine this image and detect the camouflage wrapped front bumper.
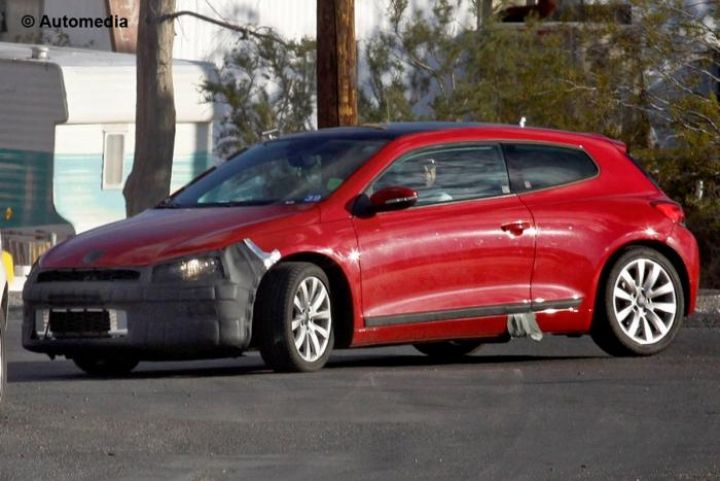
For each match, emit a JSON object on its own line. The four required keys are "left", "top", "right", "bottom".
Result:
{"left": 22, "top": 240, "right": 278, "bottom": 360}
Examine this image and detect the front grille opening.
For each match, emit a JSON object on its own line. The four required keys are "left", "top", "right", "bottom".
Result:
{"left": 35, "top": 308, "right": 128, "bottom": 339}
{"left": 37, "top": 269, "right": 140, "bottom": 283}
{"left": 48, "top": 309, "right": 111, "bottom": 338}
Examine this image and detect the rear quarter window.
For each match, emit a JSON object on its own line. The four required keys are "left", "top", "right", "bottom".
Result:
{"left": 503, "top": 144, "right": 598, "bottom": 192}
{"left": 626, "top": 154, "right": 662, "bottom": 189}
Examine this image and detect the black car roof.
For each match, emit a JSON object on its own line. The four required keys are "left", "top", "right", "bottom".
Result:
{"left": 272, "top": 122, "right": 625, "bottom": 153}
{"left": 276, "top": 122, "right": 502, "bottom": 141}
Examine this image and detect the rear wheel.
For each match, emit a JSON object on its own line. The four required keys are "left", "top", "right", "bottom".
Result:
{"left": 256, "top": 262, "right": 334, "bottom": 372}
{"left": 72, "top": 356, "right": 139, "bottom": 377}
{"left": 413, "top": 340, "right": 483, "bottom": 360}
{"left": 592, "top": 247, "right": 684, "bottom": 356}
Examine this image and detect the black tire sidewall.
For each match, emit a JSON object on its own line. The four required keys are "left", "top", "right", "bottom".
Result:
{"left": 604, "top": 248, "right": 684, "bottom": 355}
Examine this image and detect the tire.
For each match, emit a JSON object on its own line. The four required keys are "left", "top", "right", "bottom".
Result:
{"left": 413, "top": 340, "right": 483, "bottom": 360}
{"left": 72, "top": 356, "right": 139, "bottom": 377}
{"left": 256, "top": 262, "right": 334, "bottom": 372}
{"left": 591, "top": 247, "right": 684, "bottom": 357}
{"left": 0, "top": 309, "right": 6, "bottom": 406}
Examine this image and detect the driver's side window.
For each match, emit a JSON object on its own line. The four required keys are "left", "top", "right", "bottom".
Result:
{"left": 371, "top": 144, "right": 510, "bottom": 207}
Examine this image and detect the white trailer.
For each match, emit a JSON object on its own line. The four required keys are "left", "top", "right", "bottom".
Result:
{"left": 0, "top": 41, "right": 217, "bottom": 266}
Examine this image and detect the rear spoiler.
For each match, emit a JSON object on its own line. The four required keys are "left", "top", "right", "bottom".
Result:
{"left": 578, "top": 132, "right": 628, "bottom": 153}
{"left": 607, "top": 139, "right": 628, "bottom": 153}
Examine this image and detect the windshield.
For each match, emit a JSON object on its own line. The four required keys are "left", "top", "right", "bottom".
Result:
{"left": 163, "top": 137, "right": 388, "bottom": 208}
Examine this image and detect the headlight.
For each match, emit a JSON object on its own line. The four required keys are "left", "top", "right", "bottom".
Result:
{"left": 153, "top": 256, "right": 224, "bottom": 283}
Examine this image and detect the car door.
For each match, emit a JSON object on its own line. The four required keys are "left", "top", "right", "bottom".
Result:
{"left": 352, "top": 143, "right": 536, "bottom": 330}
{"left": 503, "top": 142, "right": 601, "bottom": 333}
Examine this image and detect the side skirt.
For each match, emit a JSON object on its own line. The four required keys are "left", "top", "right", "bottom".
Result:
{"left": 365, "top": 298, "right": 583, "bottom": 328}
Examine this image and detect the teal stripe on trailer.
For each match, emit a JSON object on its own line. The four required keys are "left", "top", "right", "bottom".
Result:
{"left": 53, "top": 153, "right": 128, "bottom": 233}
{"left": 53, "top": 151, "right": 213, "bottom": 233}
{"left": 0, "top": 148, "right": 69, "bottom": 229}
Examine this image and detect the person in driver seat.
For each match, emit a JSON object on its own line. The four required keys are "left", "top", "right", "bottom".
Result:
{"left": 418, "top": 157, "right": 453, "bottom": 203}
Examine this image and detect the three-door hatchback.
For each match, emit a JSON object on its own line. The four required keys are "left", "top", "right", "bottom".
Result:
{"left": 23, "top": 123, "right": 700, "bottom": 375}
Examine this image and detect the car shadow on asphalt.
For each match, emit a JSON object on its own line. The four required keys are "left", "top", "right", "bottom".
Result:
{"left": 326, "top": 353, "right": 606, "bottom": 370}
{"left": 7, "top": 353, "right": 606, "bottom": 383}
{"left": 6, "top": 359, "right": 270, "bottom": 383}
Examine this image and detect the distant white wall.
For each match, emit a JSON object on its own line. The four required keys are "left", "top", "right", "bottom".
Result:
{"left": 6, "top": 0, "right": 476, "bottom": 64}
{"left": 42, "top": 0, "right": 113, "bottom": 49}
{"left": 172, "top": 0, "right": 476, "bottom": 64}
{"left": 14, "top": 0, "right": 714, "bottom": 67}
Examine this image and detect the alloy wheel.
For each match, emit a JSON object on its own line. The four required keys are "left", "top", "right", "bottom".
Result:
{"left": 612, "top": 258, "right": 678, "bottom": 345}
{"left": 291, "top": 276, "right": 332, "bottom": 363}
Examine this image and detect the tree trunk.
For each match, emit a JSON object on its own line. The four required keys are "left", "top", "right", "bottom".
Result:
{"left": 123, "top": 0, "right": 176, "bottom": 217}
{"left": 476, "top": 0, "right": 493, "bottom": 29}
{"left": 317, "top": 0, "right": 357, "bottom": 128}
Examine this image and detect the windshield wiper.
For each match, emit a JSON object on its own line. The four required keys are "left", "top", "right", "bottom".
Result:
{"left": 156, "top": 198, "right": 183, "bottom": 209}
{"left": 195, "top": 200, "right": 277, "bottom": 208}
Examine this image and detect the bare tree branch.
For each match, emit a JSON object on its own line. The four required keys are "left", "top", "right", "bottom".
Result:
{"left": 158, "top": 10, "right": 288, "bottom": 46}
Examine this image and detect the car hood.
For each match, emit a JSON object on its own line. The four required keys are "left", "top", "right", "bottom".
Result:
{"left": 40, "top": 205, "right": 319, "bottom": 268}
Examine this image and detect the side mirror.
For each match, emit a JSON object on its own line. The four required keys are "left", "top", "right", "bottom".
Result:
{"left": 369, "top": 186, "right": 418, "bottom": 213}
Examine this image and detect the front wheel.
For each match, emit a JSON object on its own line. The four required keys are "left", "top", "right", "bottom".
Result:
{"left": 413, "top": 340, "right": 483, "bottom": 360}
{"left": 256, "top": 262, "right": 334, "bottom": 372}
{"left": 72, "top": 356, "right": 139, "bottom": 377}
{"left": 592, "top": 247, "right": 684, "bottom": 356}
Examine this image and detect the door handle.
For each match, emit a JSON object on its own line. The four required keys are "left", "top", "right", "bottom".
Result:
{"left": 501, "top": 221, "right": 532, "bottom": 236}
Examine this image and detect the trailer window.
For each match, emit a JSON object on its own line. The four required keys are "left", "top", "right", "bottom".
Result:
{"left": 103, "top": 133, "right": 125, "bottom": 189}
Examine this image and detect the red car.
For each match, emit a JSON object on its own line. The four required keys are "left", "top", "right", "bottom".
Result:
{"left": 23, "top": 123, "right": 699, "bottom": 375}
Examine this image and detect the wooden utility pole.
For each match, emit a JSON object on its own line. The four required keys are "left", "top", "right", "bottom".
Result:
{"left": 317, "top": 0, "right": 357, "bottom": 128}
{"left": 105, "top": 0, "right": 140, "bottom": 53}
{"left": 123, "top": 0, "right": 176, "bottom": 216}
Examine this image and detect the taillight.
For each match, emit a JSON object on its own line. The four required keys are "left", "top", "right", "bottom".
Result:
{"left": 652, "top": 201, "right": 685, "bottom": 224}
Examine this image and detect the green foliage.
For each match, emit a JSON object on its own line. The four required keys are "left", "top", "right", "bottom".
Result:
{"left": 358, "top": 28, "right": 415, "bottom": 123}
{"left": 361, "top": 1, "right": 642, "bottom": 136}
{"left": 451, "top": 23, "right": 583, "bottom": 127}
{"left": 203, "top": 34, "right": 316, "bottom": 156}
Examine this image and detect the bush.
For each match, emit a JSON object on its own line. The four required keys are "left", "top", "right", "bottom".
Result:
{"left": 203, "top": 34, "right": 316, "bottom": 156}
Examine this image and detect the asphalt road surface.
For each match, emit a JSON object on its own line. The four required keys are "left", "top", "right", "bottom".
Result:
{"left": 1, "top": 303, "right": 719, "bottom": 481}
